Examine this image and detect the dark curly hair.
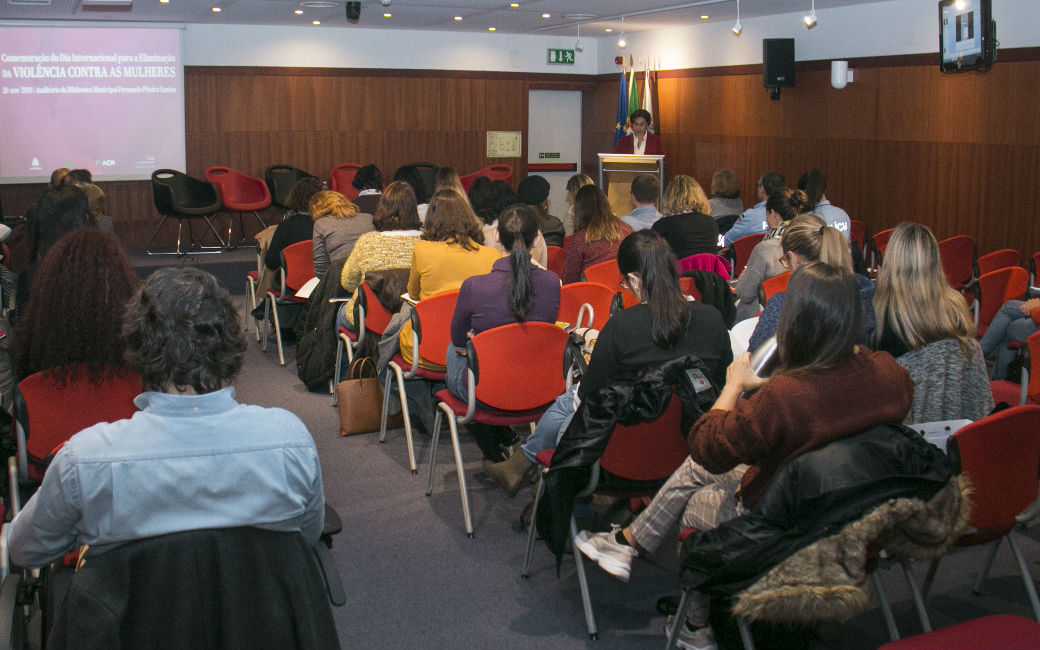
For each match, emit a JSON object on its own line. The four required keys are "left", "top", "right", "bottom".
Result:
{"left": 123, "top": 267, "right": 246, "bottom": 393}
{"left": 13, "top": 230, "right": 137, "bottom": 385}
{"left": 29, "top": 184, "right": 92, "bottom": 263}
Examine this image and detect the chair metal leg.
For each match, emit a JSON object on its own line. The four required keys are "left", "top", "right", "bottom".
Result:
{"left": 379, "top": 368, "right": 393, "bottom": 442}
{"left": 145, "top": 215, "right": 172, "bottom": 255}
{"left": 522, "top": 470, "right": 547, "bottom": 577}
{"left": 900, "top": 560, "right": 932, "bottom": 633}
{"left": 201, "top": 216, "right": 227, "bottom": 249}
{"left": 426, "top": 407, "right": 443, "bottom": 495}
{"left": 252, "top": 210, "right": 268, "bottom": 229}
{"left": 972, "top": 539, "right": 1003, "bottom": 595}
{"left": 664, "top": 590, "right": 690, "bottom": 650}
{"left": 1006, "top": 534, "right": 1040, "bottom": 621}
{"left": 870, "top": 571, "right": 900, "bottom": 641}
{"left": 737, "top": 619, "right": 756, "bottom": 650}
{"left": 569, "top": 516, "right": 598, "bottom": 639}
{"left": 381, "top": 363, "right": 417, "bottom": 473}
{"left": 261, "top": 297, "right": 270, "bottom": 352}
{"left": 332, "top": 337, "right": 344, "bottom": 406}
{"left": 444, "top": 409, "right": 474, "bottom": 537}
{"left": 245, "top": 275, "right": 260, "bottom": 342}
{"left": 269, "top": 297, "right": 285, "bottom": 367}
{"left": 921, "top": 556, "right": 941, "bottom": 598}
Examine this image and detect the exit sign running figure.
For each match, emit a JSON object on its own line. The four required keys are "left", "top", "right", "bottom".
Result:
{"left": 547, "top": 49, "right": 575, "bottom": 65}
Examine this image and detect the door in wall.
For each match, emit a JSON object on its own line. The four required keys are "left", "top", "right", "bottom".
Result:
{"left": 527, "top": 90, "right": 581, "bottom": 234}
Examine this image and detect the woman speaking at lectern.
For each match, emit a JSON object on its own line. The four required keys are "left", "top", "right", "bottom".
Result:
{"left": 613, "top": 109, "right": 665, "bottom": 156}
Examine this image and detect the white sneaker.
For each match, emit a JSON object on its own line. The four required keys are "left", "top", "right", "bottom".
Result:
{"left": 575, "top": 525, "right": 637, "bottom": 582}
{"left": 665, "top": 617, "right": 717, "bottom": 650}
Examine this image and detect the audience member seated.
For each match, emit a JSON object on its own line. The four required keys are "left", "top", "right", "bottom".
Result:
{"left": 620, "top": 173, "right": 663, "bottom": 231}
{"left": 518, "top": 175, "right": 565, "bottom": 248}
{"left": 484, "top": 230, "right": 731, "bottom": 494}
{"left": 8, "top": 267, "right": 325, "bottom": 569}
{"left": 335, "top": 181, "right": 423, "bottom": 334}
{"left": 12, "top": 230, "right": 137, "bottom": 384}
{"left": 352, "top": 163, "right": 383, "bottom": 215}
{"left": 563, "top": 172, "right": 594, "bottom": 235}
{"left": 264, "top": 176, "right": 323, "bottom": 289}
{"left": 49, "top": 167, "right": 70, "bottom": 188}
{"left": 561, "top": 185, "right": 634, "bottom": 285}
{"left": 75, "top": 182, "right": 114, "bottom": 233}
{"left": 394, "top": 164, "right": 430, "bottom": 223}
{"left": 707, "top": 169, "right": 744, "bottom": 219}
{"left": 61, "top": 168, "right": 93, "bottom": 186}
{"left": 398, "top": 189, "right": 500, "bottom": 369}
{"left": 651, "top": 175, "right": 719, "bottom": 260}
{"left": 749, "top": 213, "right": 875, "bottom": 351}
{"left": 310, "top": 190, "right": 374, "bottom": 278}
{"left": 799, "top": 169, "right": 851, "bottom": 241}
{"left": 471, "top": 178, "right": 548, "bottom": 267}
{"left": 446, "top": 203, "right": 562, "bottom": 463}
{"left": 434, "top": 166, "right": 466, "bottom": 197}
{"left": 871, "top": 222, "right": 993, "bottom": 422}
{"left": 979, "top": 297, "right": 1039, "bottom": 380}
{"left": 733, "top": 188, "right": 805, "bottom": 322}
{"left": 723, "top": 171, "right": 784, "bottom": 248}
{"left": 575, "top": 262, "right": 913, "bottom": 649}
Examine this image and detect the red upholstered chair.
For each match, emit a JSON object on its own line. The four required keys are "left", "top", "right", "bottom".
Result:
{"left": 205, "top": 166, "right": 272, "bottom": 245}
{"left": 333, "top": 281, "right": 395, "bottom": 406}
{"left": 990, "top": 330, "right": 1040, "bottom": 407}
{"left": 918, "top": 405, "right": 1040, "bottom": 621}
{"left": 877, "top": 615, "right": 1040, "bottom": 650}
{"left": 938, "top": 235, "right": 977, "bottom": 292}
{"left": 459, "top": 164, "right": 513, "bottom": 192}
{"left": 262, "top": 240, "right": 314, "bottom": 367}
{"left": 976, "top": 248, "right": 1021, "bottom": 277}
{"left": 521, "top": 394, "right": 687, "bottom": 638}
{"left": 757, "top": 271, "right": 791, "bottom": 307}
{"left": 429, "top": 322, "right": 569, "bottom": 537}
{"left": 869, "top": 227, "right": 896, "bottom": 272}
{"left": 545, "top": 245, "right": 565, "bottom": 278}
{"left": 329, "top": 163, "right": 362, "bottom": 200}
{"left": 1029, "top": 251, "right": 1040, "bottom": 289}
{"left": 581, "top": 259, "right": 621, "bottom": 287}
{"left": 973, "top": 266, "right": 1028, "bottom": 335}
{"left": 850, "top": 219, "right": 866, "bottom": 258}
{"left": 729, "top": 233, "right": 765, "bottom": 278}
{"left": 679, "top": 276, "right": 701, "bottom": 301}
{"left": 379, "top": 290, "right": 459, "bottom": 475}
{"left": 558, "top": 282, "right": 614, "bottom": 330}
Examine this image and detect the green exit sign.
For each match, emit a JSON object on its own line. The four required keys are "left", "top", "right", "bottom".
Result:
{"left": 547, "top": 49, "right": 575, "bottom": 65}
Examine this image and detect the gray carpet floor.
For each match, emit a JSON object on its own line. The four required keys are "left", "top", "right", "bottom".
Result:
{"left": 229, "top": 294, "right": 1040, "bottom": 650}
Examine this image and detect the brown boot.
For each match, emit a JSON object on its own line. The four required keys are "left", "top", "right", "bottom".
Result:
{"left": 483, "top": 451, "right": 535, "bottom": 497}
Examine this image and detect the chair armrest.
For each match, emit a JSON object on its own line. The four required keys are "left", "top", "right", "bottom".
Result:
{"left": 311, "top": 543, "right": 346, "bottom": 607}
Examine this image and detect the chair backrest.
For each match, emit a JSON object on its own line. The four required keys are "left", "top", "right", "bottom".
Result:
{"left": 976, "top": 248, "right": 1021, "bottom": 277}
{"left": 679, "top": 276, "right": 701, "bottom": 301}
{"left": 459, "top": 164, "right": 513, "bottom": 192}
{"left": 546, "top": 245, "right": 565, "bottom": 278}
{"left": 412, "top": 290, "right": 459, "bottom": 367}
{"left": 870, "top": 227, "right": 895, "bottom": 268}
{"left": 265, "top": 165, "right": 311, "bottom": 209}
{"left": 950, "top": 405, "right": 1040, "bottom": 535}
{"left": 279, "top": 240, "right": 315, "bottom": 293}
{"left": 47, "top": 527, "right": 339, "bottom": 650}
{"left": 558, "top": 282, "right": 614, "bottom": 330}
{"left": 976, "top": 266, "right": 1028, "bottom": 335}
{"left": 329, "top": 163, "right": 362, "bottom": 199}
{"left": 1030, "top": 251, "right": 1040, "bottom": 287}
{"left": 849, "top": 219, "right": 866, "bottom": 257}
{"left": 582, "top": 259, "right": 622, "bottom": 288}
{"left": 715, "top": 214, "right": 740, "bottom": 235}
{"left": 15, "top": 366, "right": 141, "bottom": 465}
{"left": 1025, "top": 330, "right": 1040, "bottom": 404}
{"left": 758, "top": 271, "right": 791, "bottom": 306}
{"left": 938, "top": 235, "right": 977, "bottom": 291}
{"left": 468, "top": 322, "right": 569, "bottom": 411}
{"left": 151, "top": 169, "right": 220, "bottom": 216}
{"left": 730, "top": 233, "right": 765, "bottom": 277}
{"left": 205, "top": 166, "right": 271, "bottom": 208}
{"left": 599, "top": 394, "right": 688, "bottom": 482}
{"left": 358, "top": 281, "right": 394, "bottom": 336}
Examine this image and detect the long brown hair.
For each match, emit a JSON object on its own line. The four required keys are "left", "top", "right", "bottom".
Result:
{"left": 574, "top": 185, "right": 625, "bottom": 244}
{"left": 372, "top": 181, "right": 421, "bottom": 231}
{"left": 422, "top": 189, "right": 485, "bottom": 251}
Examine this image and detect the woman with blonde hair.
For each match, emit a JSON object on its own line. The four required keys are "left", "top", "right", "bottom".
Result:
{"left": 651, "top": 175, "right": 719, "bottom": 260}
{"left": 433, "top": 166, "right": 466, "bottom": 197}
{"left": 748, "top": 213, "right": 873, "bottom": 350}
{"left": 310, "top": 190, "right": 373, "bottom": 277}
{"left": 560, "top": 185, "right": 633, "bottom": 284}
{"left": 871, "top": 222, "right": 992, "bottom": 421}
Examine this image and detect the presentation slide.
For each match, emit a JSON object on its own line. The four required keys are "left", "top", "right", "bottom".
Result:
{"left": 0, "top": 26, "right": 185, "bottom": 184}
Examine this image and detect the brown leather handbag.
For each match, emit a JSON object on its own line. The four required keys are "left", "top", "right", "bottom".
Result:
{"left": 336, "top": 358, "right": 385, "bottom": 437}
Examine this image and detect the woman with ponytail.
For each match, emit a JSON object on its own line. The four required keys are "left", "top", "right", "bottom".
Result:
{"left": 445, "top": 204, "right": 562, "bottom": 463}
{"left": 733, "top": 188, "right": 807, "bottom": 321}
{"left": 748, "top": 213, "right": 875, "bottom": 350}
{"left": 484, "top": 230, "right": 732, "bottom": 495}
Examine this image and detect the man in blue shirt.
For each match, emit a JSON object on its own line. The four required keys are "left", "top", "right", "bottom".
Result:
{"left": 9, "top": 268, "right": 325, "bottom": 568}
{"left": 620, "top": 173, "right": 663, "bottom": 231}
{"left": 798, "top": 169, "right": 851, "bottom": 241}
{"left": 722, "top": 171, "right": 785, "bottom": 247}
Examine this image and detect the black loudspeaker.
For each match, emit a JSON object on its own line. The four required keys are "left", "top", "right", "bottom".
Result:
{"left": 763, "top": 38, "right": 795, "bottom": 88}
{"left": 346, "top": 1, "right": 361, "bottom": 23}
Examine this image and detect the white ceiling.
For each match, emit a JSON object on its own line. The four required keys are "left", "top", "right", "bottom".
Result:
{"left": 1, "top": 0, "right": 889, "bottom": 36}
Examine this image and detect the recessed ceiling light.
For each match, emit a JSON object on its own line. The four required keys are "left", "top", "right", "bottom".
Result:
{"left": 509, "top": 3, "right": 519, "bottom": 7}
{"left": 488, "top": 26, "right": 496, "bottom": 31}
{"left": 294, "top": 9, "right": 303, "bottom": 14}
{"left": 700, "top": 15, "right": 709, "bottom": 19}
{"left": 211, "top": 6, "right": 221, "bottom": 12}
{"left": 604, "top": 28, "right": 612, "bottom": 32}
{"left": 312, "top": 20, "right": 320, "bottom": 24}
{"left": 454, "top": 16, "right": 462, "bottom": 21}
{"left": 541, "top": 13, "right": 550, "bottom": 19}
{"left": 383, "top": 12, "right": 391, "bottom": 17}
{"left": 159, "top": 0, "right": 169, "bottom": 4}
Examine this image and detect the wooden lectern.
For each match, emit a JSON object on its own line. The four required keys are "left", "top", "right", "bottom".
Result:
{"left": 597, "top": 154, "right": 665, "bottom": 219}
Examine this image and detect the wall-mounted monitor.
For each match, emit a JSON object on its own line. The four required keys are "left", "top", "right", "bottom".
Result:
{"left": 939, "top": 0, "right": 996, "bottom": 73}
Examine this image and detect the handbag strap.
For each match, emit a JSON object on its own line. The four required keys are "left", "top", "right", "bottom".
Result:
{"left": 348, "top": 357, "right": 377, "bottom": 380}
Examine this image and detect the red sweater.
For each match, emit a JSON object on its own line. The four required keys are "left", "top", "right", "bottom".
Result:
{"left": 687, "top": 349, "right": 913, "bottom": 509}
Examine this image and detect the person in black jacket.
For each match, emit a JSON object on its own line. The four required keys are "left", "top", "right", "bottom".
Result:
{"left": 265, "top": 176, "right": 323, "bottom": 287}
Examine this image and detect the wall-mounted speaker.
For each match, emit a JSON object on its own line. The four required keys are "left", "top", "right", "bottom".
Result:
{"left": 346, "top": 2, "right": 361, "bottom": 23}
{"left": 763, "top": 38, "right": 795, "bottom": 100}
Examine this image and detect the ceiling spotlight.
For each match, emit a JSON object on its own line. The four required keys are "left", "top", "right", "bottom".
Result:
{"left": 454, "top": 16, "right": 462, "bottom": 21}
{"left": 488, "top": 26, "right": 496, "bottom": 31}
{"left": 618, "top": 15, "right": 627, "bottom": 49}
{"left": 383, "top": 12, "right": 391, "bottom": 17}
{"left": 159, "top": 0, "right": 169, "bottom": 4}
{"left": 211, "top": 6, "right": 221, "bottom": 12}
{"left": 294, "top": 9, "right": 303, "bottom": 14}
{"left": 575, "top": 23, "right": 583, "bottom": 52}
{"left": 700, "top": 15, "right": 709, "bottom": 19}
{"left": 509, "top": 2, "right": 518, "bottom": 6}
{"left": 732, "top": 0, "right": 742, "bottom": 36}
{"left": 804, "top": 0, "right": 817, "bottom": 28}
{"left": 541, "top": 13, "right": 550, "bottom": 18}
{"left": 954, "top": 0, "right": 966, "bottom": 8}
{"left": 312, "top": 20, "right": 320, "bottom": 24}
{"left": 604, "top": 28, "right": 612, "bottom": 33}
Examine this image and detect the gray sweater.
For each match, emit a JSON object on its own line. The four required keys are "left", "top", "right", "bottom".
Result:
{"left": 895, "top": 338, "right": 994, "bottom": 424}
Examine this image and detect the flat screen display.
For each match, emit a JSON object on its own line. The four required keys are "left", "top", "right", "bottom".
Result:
{"left": 939, "top": 0, "right": 994, "bottom": 73}
{"left": 0, "top": 26, "right": 185, "bottom": 184}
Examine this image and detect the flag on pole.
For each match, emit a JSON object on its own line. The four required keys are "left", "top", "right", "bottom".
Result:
{"left": 641, "top": 56, "right": 653, "bottom": 132}
{"left": 626, "top": 55, "right": 639, "bottom": 131}
{"left": 649, "top": 56, "right": 662, "bottom": 135}
{"left": 613, "top": 64, "right": 628, "bottom": 147}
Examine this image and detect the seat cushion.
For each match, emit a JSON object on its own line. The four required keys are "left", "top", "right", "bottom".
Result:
{"left": 878, "top": 614, "right": 1040, "bottom": 650}
{"left": 434, "top": 389, "right": 551, "bottom": 426}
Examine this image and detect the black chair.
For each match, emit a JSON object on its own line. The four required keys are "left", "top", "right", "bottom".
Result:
{"left": 265, "top": 164, "right": 312, "bottom": 210}
{"left": 715, "top": 214, "right": 741, "bottom": 236}
{"left": 45, "top": 527, "right": 342, "bottom": 650}
{"left": 147, "top": 169, "right": 226, "bottom": 256}
{"left": 411, "top": 162, "right": 438, "bottom": 202}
